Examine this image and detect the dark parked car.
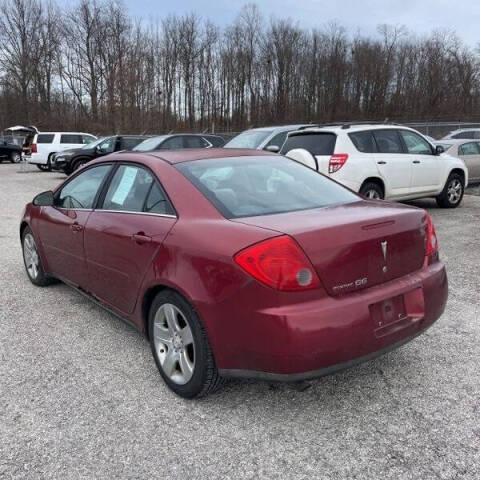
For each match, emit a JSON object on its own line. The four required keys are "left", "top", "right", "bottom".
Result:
{"left": 133, "top": 133, "right": 224, "bottom": 152}
{"left": 0, "top": 139, "right": 22, "bottom": 163}
{"left": 52, "top": 135, "right": 149, "bottom": 174}
{"left": 21, "top": 149, "right": 447, "bottom": 398}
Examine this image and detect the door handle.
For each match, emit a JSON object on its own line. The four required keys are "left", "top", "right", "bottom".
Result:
{"left": 413, "top": 160, "right": 421, "bottom": 164}
{"left": 70, "top": 222, "right": 83, "bottom": 233}
{"left": 132, "top": 232, "right": 152, "bottom": 244}
{"left": 377, "top": 161, "right": 387, "bottom": 165}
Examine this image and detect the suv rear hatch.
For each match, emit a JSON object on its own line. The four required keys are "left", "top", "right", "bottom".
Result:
{"left": 233, "top": 201, "right": 427, "bottom": 296}
{"left": 281, "top": 131, "right": 336, "bottom": 175}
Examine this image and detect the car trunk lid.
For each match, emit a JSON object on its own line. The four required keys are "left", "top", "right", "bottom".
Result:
{"left": 232, "top": 201, "right": 427, "bottom": 296}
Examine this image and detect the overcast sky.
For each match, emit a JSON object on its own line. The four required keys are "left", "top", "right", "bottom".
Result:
{"left": 120, "top": 0, "right": 480, "bottom": 45}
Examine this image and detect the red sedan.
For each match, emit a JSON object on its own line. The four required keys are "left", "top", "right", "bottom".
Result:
{"left": 20, "top": 149, "right": 448, "bottom": 398}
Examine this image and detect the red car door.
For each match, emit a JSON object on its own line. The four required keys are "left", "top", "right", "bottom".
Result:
{"left": 37, "top": 164, "right": 112, "bottom": 287}
{"left": 84, "top": 164, "right": 176, "bottom": 314}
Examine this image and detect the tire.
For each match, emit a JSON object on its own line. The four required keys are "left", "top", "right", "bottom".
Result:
{"left": 72, "top": 158, "right": 87, "bottom": 172}
{"left": 36, "top": 159, "right": 51, "bottom": 172}
{"left": 360, "top": 181, "right": 384, "bottom": 200}
{"left": 436, "top": 173, "right": 464, "bottom": 208}
{"left": 10, "top": 151, "right": 22, "bottom": 163}
{"left": 148, "top": 290, "right": 224, "bottom": 398}
{"left": 21, "top": 227, "right": 53, "bottom": 287}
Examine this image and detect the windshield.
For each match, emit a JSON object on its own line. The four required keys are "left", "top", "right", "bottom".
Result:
{"left": 224, "top": 130, "right": 273, "bottom": 149}
{"left": 133, "top": 136, "right": 167, "bottom": 152}
{"left": 176, "top": 156, "right": 358, "bottom": 218}
{"left": 82, "top": 137, "right": 107, "bottom": 150}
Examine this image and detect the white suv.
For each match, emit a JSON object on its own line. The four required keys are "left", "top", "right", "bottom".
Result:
{"left": 28, "top": 132, "right": 96, "bottom": 171}
{"left": 281, "top": 123, "right": 468, "bottom": 208}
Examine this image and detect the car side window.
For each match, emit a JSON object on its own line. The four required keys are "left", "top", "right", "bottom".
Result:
{"left": 101, "top": 165, "right": 154, "bottom": 212}
{"left": 452, "top": 132, "right": 474, "bottom": 139}
{"left": 82, "top": 135, "right": 95, "bottom": 144}
{"left": 56, "top": 165, "right": 111, "bottom": 209}
{"left": 372, "top": 130, "right": 404, "bottom": 154}
{"left": 265, "top": 132, "right": 288, "bottom": 150}
{"left": 399, "top": 130, "right": 432, "bottom": 155}
{"left": 349, "top": 131, "right": 377, "bottom": 153}
{"left": 97, "top": 137, "right": 116, "bottom": 153}
{"left": 145, "top": 182, "right": 175, "bottom": 215}
{"left": 184, "top": 136, "right": 207, "bottom": 148}
{"left": 459, "top": 142, "right": 480, "bottom": 155}
{"left": 159, "top": 136, "right": 184, "bottom": 149}
{"left": 120, "top": 138, "right": 144, "bottom": 150}
{"left": 60, "top": 134, "right": 83, "bottom": 144}
{"left": 36, "top": 134, "right": 55, "bottom": 144}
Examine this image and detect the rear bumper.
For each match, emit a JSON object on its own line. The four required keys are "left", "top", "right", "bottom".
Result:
{"left": 215, "top": 261, "right": 448, "bottom": 379}
{"left": 27, "top": 153, "right": 47, "bottom": 165}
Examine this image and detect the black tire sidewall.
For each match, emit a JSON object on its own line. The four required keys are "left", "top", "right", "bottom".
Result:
{"left": 148, "top": 290, "right": 213, "bottom": 399}
{"left": 10, "top": 152, "right": 21, "bottom": 163}
{"left": 360, "top": 182, "right": 384, "bottom": 200}
{"left": 438, "top": 173, "right": 464, "bottom": 208}
{"left": 21, "top": 227, "right": 49, "bottom": 286}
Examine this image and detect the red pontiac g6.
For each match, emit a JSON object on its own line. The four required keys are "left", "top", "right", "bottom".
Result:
{"left": 20, "top": 149, "right": 448, "bottom": 398}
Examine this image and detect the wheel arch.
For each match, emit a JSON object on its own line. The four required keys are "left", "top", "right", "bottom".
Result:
{"left": 20, "top": 220, "right": 29, "bottom": 240}
{"left": 141, "top": 284, "right": 196, "bottom": 340}
{"left": 360, "top": 177, "right": 385, "bottom": 196}
{"left": 449, "top": 168, "right": 466, "bottom": 184}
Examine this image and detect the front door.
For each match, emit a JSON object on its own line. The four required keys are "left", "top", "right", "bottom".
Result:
{"left": 458, "top": 142, "right": 480, "bottom": 183}
{"left": 399, "top": 130, "right": 441, "bottom": 194}
{"left": 84, "top": 164, "right": 177, "bottom": 314}
{"left": 37, "top": 164, "right": 112, "bottom": 287}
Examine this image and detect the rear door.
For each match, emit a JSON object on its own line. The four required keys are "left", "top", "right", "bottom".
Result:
{"left": 59, "top": 134, "right": 85, "bottom": 153}
{"left": 458, "top": 141, "right": 480, "bottom": 182}
{"left": 399, "top": 129, "right": 441, "bottom": 193}
{"left": 37, "top": 164, "right": 112, "bottom": 287}
{"left": 84, "top": 163, "right": 177, "bottom": 314}
{"left": 371, "top": 129, "right": 411, "bottom": 198}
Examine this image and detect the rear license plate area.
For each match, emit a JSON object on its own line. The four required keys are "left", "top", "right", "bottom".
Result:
{"left": 370, "top": 288, "right": 424, "bottom": 338}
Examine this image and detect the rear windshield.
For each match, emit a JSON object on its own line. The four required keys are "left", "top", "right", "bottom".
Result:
{"left": 36, "top": 134, "right": 55, "bottom": 143}
{"left": 133, "top": 136, "right": 167, "bottom": 152}
{"left": 176, "top": 156, "right": 358, "bottom": 219}
{"left": 224, "top": 130, "right": 273, "bottom": 149}
{"left": 280, "top": 133, "right": 336, "bottom": 155}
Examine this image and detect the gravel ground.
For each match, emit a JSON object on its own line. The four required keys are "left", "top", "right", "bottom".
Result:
{"left": 1, "top": 162, "right": 479, "bottom": 479}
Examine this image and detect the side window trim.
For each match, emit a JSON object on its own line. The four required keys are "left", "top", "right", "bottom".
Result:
{"left": 93, "top": 162, "right": 177, "bottom": 217}
{"left": 372, "top": 129, "right": 406, "bottom": 154}
{"left": 54, "top": 163, "right": 113, "bottom": 210}
{"left": 398, "top": 129, "right": 433, "bottom": 155}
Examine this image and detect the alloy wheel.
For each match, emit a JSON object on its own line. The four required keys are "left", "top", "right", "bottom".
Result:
{"left": 23, "top": 233, "right": 40, "bottom": 280}
{"left": 365, "top": 189, "right": 381, "bottom": 200}
{"left": 11, "top": 152, "right": 21, "bottom": 163}
{"left": 447, "top": 179, "right": 462, "bottom": 204}
{"left": 153, "top": 303, "right": 195, "bottom": 385}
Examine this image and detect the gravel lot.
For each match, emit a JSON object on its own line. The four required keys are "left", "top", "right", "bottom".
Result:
{"left": 1, "top": 162, "right": 479, "bottom": 480}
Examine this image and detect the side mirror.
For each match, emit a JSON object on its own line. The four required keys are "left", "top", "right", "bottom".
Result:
{"left": 265, "top": 145, "right": 280, "bottom": 153}
{"left": 435, "top": 145, "right": 445, "bottom": 155}
{"left": 33, "top": 190, "right": 54, "bottom": 207}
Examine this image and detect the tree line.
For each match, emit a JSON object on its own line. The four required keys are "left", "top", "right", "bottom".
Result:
{"left": 0, "top": 0, "right": 479, "bottom": 135}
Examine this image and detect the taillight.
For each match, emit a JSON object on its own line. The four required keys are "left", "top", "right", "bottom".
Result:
{"left": 424, "top": 212, "right": 439, "bottom": 263}
{"left": 234, "top": 235, "right": 321, "bottom": 291}
{"left": 329, "top": 153, "right": 348, "bottom": 174}
{"left": 31, "top": 143, "right": 37, "bottom": 153}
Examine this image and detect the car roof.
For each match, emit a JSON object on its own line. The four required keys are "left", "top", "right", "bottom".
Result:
{"left": 99, "top": 148, "right": 273, "bottom": 166}
{"left": 288, "top": 124, "right": 419, "bottom": 136}
{"left": 435, "top": 139, "right": 478, "bottom": 145}
{"left": 244, "top": 124, "right": 311, "bottom": 133}
{"left": 35, "top": 131, "right": 93, "bottom": 135}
